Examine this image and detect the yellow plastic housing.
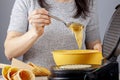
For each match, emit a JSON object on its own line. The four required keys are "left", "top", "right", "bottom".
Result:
{"left": 52, "top": 50, "right": 103, "bottom": 66}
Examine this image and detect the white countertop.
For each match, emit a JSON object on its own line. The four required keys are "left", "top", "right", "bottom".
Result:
{"left": 0, "top": 75, "right": 120, "bottom": 80}
{"left": 0, "top": 76, "right": 48, "bottom": 80}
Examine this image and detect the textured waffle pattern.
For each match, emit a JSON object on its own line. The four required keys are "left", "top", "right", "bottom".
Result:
{"left": 103, "top": 7, "right": 120, "bottom": 59}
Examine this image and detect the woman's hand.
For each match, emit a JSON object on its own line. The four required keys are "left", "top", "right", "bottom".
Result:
{"left": 93, "top": 43, "right": 102, "bottom": 52}
{"left": 86, "top": 40, "right": 102, "bottom": 52}
{"left": 28, "top": 8, "right": 51, "bottom": 37}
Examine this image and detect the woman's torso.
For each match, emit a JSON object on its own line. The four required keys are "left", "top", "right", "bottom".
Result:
{"left": 23, "top": 0, "right": 90, "bottom": 69}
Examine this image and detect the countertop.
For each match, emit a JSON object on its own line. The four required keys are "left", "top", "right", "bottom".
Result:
{"left": 0, "top": 76, "right": 48, "bottom": 80}
{"left": 1, "top": 75, "right": 120, "bottom": 80}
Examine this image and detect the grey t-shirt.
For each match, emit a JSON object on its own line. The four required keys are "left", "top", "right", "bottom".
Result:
{"left": 8, "top": 0, "right": 100, "bottom": 69}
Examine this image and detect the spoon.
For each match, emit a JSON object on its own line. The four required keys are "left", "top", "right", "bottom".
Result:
{"left": 48, "top": 13, "right": 73, "bottom": 27}
{"left": 48, "top": 14, "right": 84, "bottom": 29}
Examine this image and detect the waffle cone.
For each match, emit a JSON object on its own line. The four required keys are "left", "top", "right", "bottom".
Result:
{"left": 7, "top": 67, "right": 19, "bottom": 80}
{"left": 28, "top": 62, "right": 51, "bottom": 76}
{"left": 2, "top": 66, "right": 11, "bottom": 80}
{"left": 12, "top": 69, "right": 35, "bottom": 80}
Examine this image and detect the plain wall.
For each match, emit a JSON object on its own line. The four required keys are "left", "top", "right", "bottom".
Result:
{"left": 0, "top": 0, "right": 120, "bottom": 74}
{"left": 97, "top": 0, "right": 120, "bottom": 40}
{"left": 0, "top": 0, "right": 15, "bottom": 74}
{"left": 0, "top": 0, "right": 15, "bottom": 63}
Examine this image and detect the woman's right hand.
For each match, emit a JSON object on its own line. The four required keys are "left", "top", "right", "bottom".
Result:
{"left": 28, "top": 8, "right": 51, "bottom": 37}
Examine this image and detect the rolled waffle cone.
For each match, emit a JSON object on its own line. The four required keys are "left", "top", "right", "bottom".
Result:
{"left": 28, "top": 62, "right": 51, "bottom": 76}
{"left": 2, "top": 66, "right": 11, "bottom": 80}
{"left": 12, "top": 69, "right": 35, "bottom": 80}
{"left": 7, "top": 67, "right": 19, "bottom": 80}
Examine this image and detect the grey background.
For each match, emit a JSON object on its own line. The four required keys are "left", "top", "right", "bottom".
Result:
{"left": 0, "top": 0, "right": 120, "bottom": 74}
{"left": 0, "top": 0, "right": 15, "bottom": 63}
{"left": 98, "top": 0, "right": 120, "bottom": 40}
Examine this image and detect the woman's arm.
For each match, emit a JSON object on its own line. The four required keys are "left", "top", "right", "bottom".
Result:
{"left": 4, "top": 9, "right": 51, "bottom": 60}
{"left": 4, "top": 30, "right": 40, "bottom": 60}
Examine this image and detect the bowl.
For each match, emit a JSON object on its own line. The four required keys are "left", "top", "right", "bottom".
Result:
{"left": 52, "top": 50, "right": 103, "bottom": 66}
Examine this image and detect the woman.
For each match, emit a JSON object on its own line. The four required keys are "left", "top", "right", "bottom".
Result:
{"left": 4, "top": 0, "right": 102, "bottom": 69}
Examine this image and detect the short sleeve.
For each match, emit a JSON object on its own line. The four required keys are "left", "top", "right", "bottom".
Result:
{"left": 85, "top": 0, "right": 101, "bottom": 43}
{"left": 8, "top": 0, "right": 29, "bottom": 33}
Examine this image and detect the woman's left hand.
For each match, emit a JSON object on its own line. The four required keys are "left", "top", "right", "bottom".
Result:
{"left": 93, "top": 43, "right": 102, "bottom": 52}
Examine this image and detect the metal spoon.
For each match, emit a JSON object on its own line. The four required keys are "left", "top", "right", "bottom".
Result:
{"left": 48, "top": 14, "right": 73, "bottom": 27}
{"left": 48, "top": 14, "right": 84, "bottom": 30}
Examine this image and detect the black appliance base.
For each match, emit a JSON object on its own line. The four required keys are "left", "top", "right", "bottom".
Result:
{"left": 49, "top": 62, "right": 119, "bottom": 80}
{"left": 86, "top": 62, "right": 119, "bottom": 80}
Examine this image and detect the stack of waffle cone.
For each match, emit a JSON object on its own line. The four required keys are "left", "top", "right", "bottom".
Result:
{"left": 1, "top": 58, "right": 51, "bottom": 80}
{"left": 2, "top": 66, "right": 35, "bottom": 80}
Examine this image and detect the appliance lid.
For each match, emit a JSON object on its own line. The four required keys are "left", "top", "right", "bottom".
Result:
{"left": 102, "top": 4, "right": 120, "bottom": 62}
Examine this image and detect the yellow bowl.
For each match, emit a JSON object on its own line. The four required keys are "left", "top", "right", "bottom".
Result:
{"left": 52, "top": 50, "right": 103, "bottom": 66}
